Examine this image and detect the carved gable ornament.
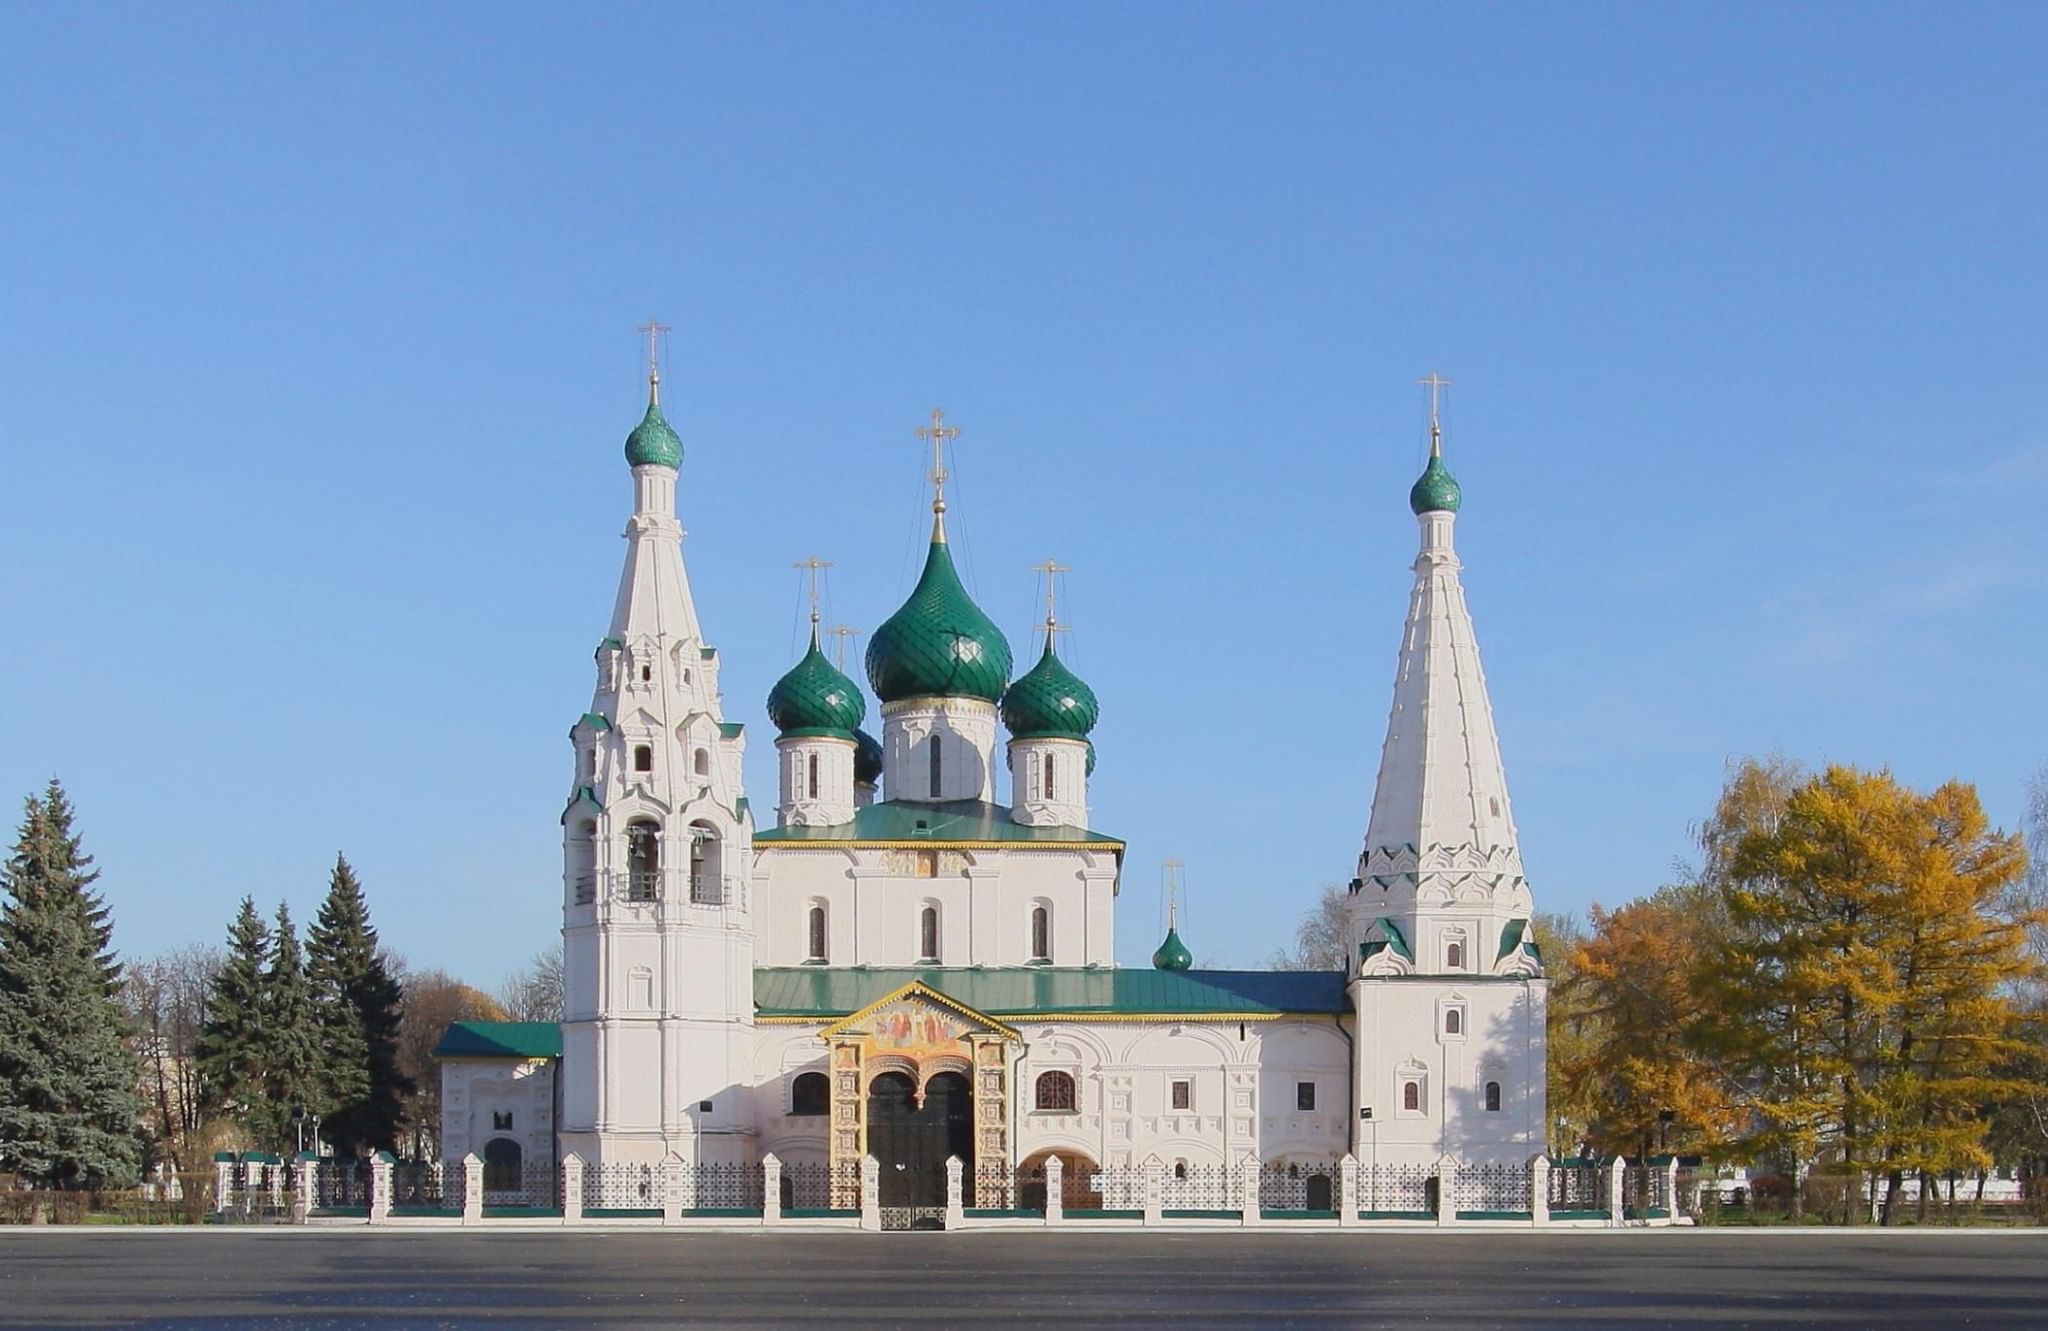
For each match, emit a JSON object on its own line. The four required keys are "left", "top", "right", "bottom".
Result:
{"left": 820, "top": 981, "right": 1019, "bottom": 1048}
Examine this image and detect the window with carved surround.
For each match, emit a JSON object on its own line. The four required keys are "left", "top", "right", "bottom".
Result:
{"left": 1035, "top": 1071, "right": 1076, "bottom": 1112}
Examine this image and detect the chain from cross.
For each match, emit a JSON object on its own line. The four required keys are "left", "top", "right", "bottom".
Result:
{"left": 793, "top": 556, "right": 834, "bottom": 626}
{"left": 914, "top": 408, "right": 961, "bottom": 511}
{"left": 824, "top": 625, "right": 862, "bottom": 671}
{"left": 637, "top": 320, "right": 671, "bottom": 402}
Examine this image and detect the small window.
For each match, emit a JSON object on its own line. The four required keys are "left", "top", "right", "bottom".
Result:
{"left": 698, "top": 1099, "right": 713, "bottom": 1113}
{"left": 1043, "top": 753, "right": 1055, "bottom": 800}
{"left": 492, "top": 1110, "right": 513, "bottom": 1131}
{"left": 1035, "top": 1071, "right": 1076, "bottom": 1111}
{"left": 1402, "top": 1081, "right": 1420, "bottom": 1112}
{"left": 641, "top": 665, "right": 653, "bottom": 682}
{"left": 694, "top": 748, "right": 710, "bottom": 776}
{"left": 929, "top": 737, "right": 942, "bottom": 797}
{"left": 807, "top": 752, "right": 819, "bottom": 800}
{"left": 1170, "top": 1079, "right": 1192, "bottom": 1112}
{"left": 1174, "top": 1160, "right": 1188, "bottom": 1181}
{"left": 919, "top": 905, "right": 940, "bottom": 962}
{"left": 790, "top": 1072, "right": 829, "bottom": 1116}
{"left": 1445, "top": 1009, "right": 1462, "bottom": 1035}
{"left": 1485, "top": 1080, "right": 1502, "bottom": 1113}
{"left": 633, "top": 744, "right": 654, "bottom": 773}
{"left": 1446, "top": 941, "right": 1463, "bottom": 969}
{"left": 807, "top": 905, "right": 827, "bottom": 962}
{"left": 1296, "top": 1081, "right": 1315, "bottom": 1112}
{"left": 1030, "top": 905, "right": 1051, "bottom": 962}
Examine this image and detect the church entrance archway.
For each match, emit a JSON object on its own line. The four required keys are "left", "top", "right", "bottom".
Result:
{"left": 868, "top": 1070, "right": 973, "bottom": 1230}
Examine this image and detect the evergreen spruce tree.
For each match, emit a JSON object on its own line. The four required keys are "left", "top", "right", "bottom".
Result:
{"left": 196, "top": 897, "right": 270, "bottom": 1125}
{"left": 0, "top": 781, "right": 143, "bottom": 1187}
{"left": 254, "top": 904, "right": 324, "bottom": 1154}
{"left": 307, "top": 855, "right": 410, "bottom": 1154}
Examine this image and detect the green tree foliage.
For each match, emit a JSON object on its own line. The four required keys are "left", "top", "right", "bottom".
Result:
{"left": 252, "top": 904, "right": 324, "bottom": 1153}
{"left": 197, "top": 898, "right": 269, "bottom": 1124}
{"left": 0, "top": 781, "right": 143, "bottom": 1188}
{"left": 308, "top": 855, "right": 411, "bottom": 1155}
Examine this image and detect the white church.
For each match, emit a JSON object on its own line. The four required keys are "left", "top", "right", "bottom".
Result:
{"left": 436, "top": 362, "right": 1548, "bottom": 1215}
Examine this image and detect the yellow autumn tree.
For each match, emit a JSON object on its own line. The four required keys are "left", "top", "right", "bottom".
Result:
{"left": 1701, "top": 763, "right": 2034, "bottom": 1224}
{"left": 1561, "top": 885, "right": 1744, "bottom": 1159}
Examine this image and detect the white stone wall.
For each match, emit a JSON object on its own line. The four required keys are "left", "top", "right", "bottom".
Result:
{"left": 880, "top": 698, "right": 999, "bottom": 803}
{"left": 1007, "top": 737, "right": 1089, "bottom": 828}
{"left": 1351, "top": 975, "right": 1547, "bottom": 1166}
{"left": 441, "top": 1058, "right": 556, "bottom": 1171}
{"left": 775, "top": 735, "right": 857, "bottom": 827}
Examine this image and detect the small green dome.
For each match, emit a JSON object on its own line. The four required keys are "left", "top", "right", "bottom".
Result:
{"left": 1152, "top": 926, "right": 1193, "bottom": 972}
{"left": 865, "top": 537, "right": 1013, "bottom": 704}
{"left": 1085, "top": 739, "right": 1096, "bottom": 777}
{"left": 1409, "top": 453, "right": 1461, "bottom": 514}
{"left": 853, "top": 727, "right": 883, "bottom": 786}
{"left": 1001, "top": 638, "right": 1099, "bottom": 740}
{"left": 625, "top": 399, "right": 683, "bottom": 469}
{"left": 766, "top": 633, "right": 865, "bottom": 739}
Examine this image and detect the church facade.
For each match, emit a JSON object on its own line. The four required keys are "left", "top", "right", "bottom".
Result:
{"left": 439, "top": 369, "right": 1548, "bottom": 1209}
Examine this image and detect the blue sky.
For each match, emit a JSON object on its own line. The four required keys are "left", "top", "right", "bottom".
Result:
{"left": 2, "top": 3, "right": 2044, "bottom": 982}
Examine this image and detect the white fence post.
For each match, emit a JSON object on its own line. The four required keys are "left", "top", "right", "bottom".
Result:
{"left": 1608, "top": 1156, "right": 1628, "bottom": 1228}
{"left": 1531, "top": 1155, "right": 1550, "bottom": 1227}
{"left": 1664, "top": 1156, "right": 1681, "bottom": 1227}
{"left": 1239, "top": 1157, "right": 1261, "bottom": 1227}
{"left": 1435, "top": 1155, "right": 1458, "bottom": 1227}
{"left": 561, "top": 1153, "right": 584, "bottom": 1224}
{"left": 1044, "top": 1155, "right": 1063, "bottom": 1226}
{"left": 292, "top": 1154, "right": 315, "bottom": 1224}
{"left": 761, "top": 1153, "right": 782, "bottom": 1226}
{"left": 458, "top": 1152, "right": 481, "bottom": 1223}
{"left": 859, "top": 1155, "right": 881, "bottom": 1232}
{"left": 1338, "top": 1154, "right": 1360, "bottom": 1228}
{"left": 945, "top": 1156, "right": 965, "bottom": 1229}
{"left": 662, "top": 1153, "right": 684, "bottom": 1225}
{"left": 373, "top": 1153, "right": 398, "bottom": 1224}
{"left": 1142, "top": 1156, "right": 1163, "bottom": 1226}
{"left": 212, "top": 1153, "right": 236, "bottom": 1214}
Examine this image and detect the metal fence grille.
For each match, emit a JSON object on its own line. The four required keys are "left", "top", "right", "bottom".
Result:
{"left": 1159, "top": 1163, "right": 1243, "bottom": 1212}
{"left": 584, "top": 1162, "right": 660, "bottom": 1211}
{"left": 1549, "top": 1161, "right": 1607, "bottom": 1213}
{"left": 1453, "top": 1161, "right": 1532, "bottom": 1213}
{"left": 1361, "top": 1163, "right": 1434, "bottom": 1213}
{"left": 1259, "top": 1162, "right": 1340, "bottom": 1212}
{"left": 388, "top": 1161, "right": 450, "bottom": 1211}
{"left": 679, "top": 1163, "right": 762, "bottom": 1211}
{"left": 1086, "top": 1165, "right": 1148, "bottom": 1213}
{"left": 779, "top": 1161, "right": 858, "bottom": 1211}
{"left": 312, "top": 1159, "right": 372, "bottom": 1210}
{"left": 483, "top": 1161, "right": 558, "bottom": 1208}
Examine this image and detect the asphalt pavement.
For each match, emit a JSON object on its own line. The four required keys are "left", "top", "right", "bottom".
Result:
{"left": 0, "top": 1227, "right": 2040, "bottom": 1329}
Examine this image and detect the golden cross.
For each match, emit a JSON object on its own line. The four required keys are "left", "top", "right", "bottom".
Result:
{"left": 793, "top": 556, "right": 833, "bottom": 628}
{"left": 1417, "top": 371, "right": 1451, "bottom": 456}
{"left": 1030, "top": 559, "right": 1072, "bottom": 645}
{"left": 824, "top": 625, "right": 862, "bottom": 671}
{"left": 638, "top": 320, "right": 671, "bottom": 404}
{"left": 914, "top": 408, "right": 961, "bottom": 515}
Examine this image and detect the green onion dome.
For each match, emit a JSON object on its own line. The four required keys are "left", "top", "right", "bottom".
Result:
{"left": 865, "top": 535, "right": 1013, "bottom": 704}
{"left": 625, "top": 398, "right": 683, "bottom": 469}
{"left": 853, "top": 727, "right": 883, "bottom": 786}
{"left": 1152, "top": 926, "right": 1193, "bottom": 972}
{"left": 766, "top": 631, "right": 866, "bottom": 739}
{"left": 1408, "top": 452, "right": 1461, "bottom": 515}
{"left": 1001, "top": 637, "right": 1099, "bottom": 740}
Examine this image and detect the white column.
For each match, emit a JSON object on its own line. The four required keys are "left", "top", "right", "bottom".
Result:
{"left": 662, "top": 1152, "right": 684, "bottom": 1224}
{"left": 945, "top": 1156, "right": 965, "bottom": 1229}
{"left": 1239, "top": 1157, "right": 1260, "bottom": 1227}
{"left": 1435, "top": 1153, "right": 1458, "bottom": 1227}
{"left": 859, "top": 1155, "right": 881, "bottom": 1231}
{"left": 562, "top": 1154, "right": 585, "bottom": 1224}
{"left": 1531, "top": 1155, "right": 1550, "bottom": 1227}
{"left": 459, "top": 1153, "right": 481, "bottom": 1223}
{"left": 762, "top": 1153, "right": 782, "bottom": 1226}
{"left": 1044, "top": 1156, "right": 1063, "bottom": 1226}
{"left": 1338, "top": 1154, "right": 1359, "bottom": 1228}
{"left": 1607, "top": 1156, "right": 1628, "bottom": 1227}
{"left": 1142, "top": 1157, "right": 1163, "bottom": 1226}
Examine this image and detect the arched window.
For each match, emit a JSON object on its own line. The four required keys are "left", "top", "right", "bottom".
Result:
{"left": 807, "top": 904, "right": 827, "bottom": 962}
{"left": 807, "top": 752, "right": 819, "bottom": 800}
{"left": 482, "top": 1137, "right": 522, "bottom": 1192}
{"left": 570, "top": 820, "right": 597, "bottom": 905}
{"left": 626, "top": 819, "right": 661, "bottom": 901}
{"left": 694, "top": 748, "right": 710, "bottom": 776}
{"left": 633, "top": 744, "right": 653, "bottom": 773}
{"left": 790, "top": 1072, "right": 829, "bottom": 1116}
{"left": 1035, "top": 1071, "right": 1076, "bottom": 1111}
{"left": 579, "top": 746, "right": 595, "bottom": 782}
{"left": 1446, "top": 941, "right": 1463, "bottom": 969}
{"left": 929, "top": 736, "right": 943, "bottom": 798}
{"left": 687, "top": 823, "right": 723, "bottom": 905}
{"left": 1445, "top": 1009, "right": 1462, "bottom": 1035}
{"left": 1485, "top": 1080, "right": 1502, "bottom": 1113}
{"left": 1030, "top": 905, "right": 1051, "bottom": 962}
{"left": 1402, "top": 1081, "right": 1420, "bottom": 1112}
{"left": 1173, "top": 1160, "right": 1188, "bottom": 1181}
{"left": 1043, "top": 753, "right": 1055, "bottom": 800}
{"left": 919, "top": 905, "right": 940, "bottom": 962}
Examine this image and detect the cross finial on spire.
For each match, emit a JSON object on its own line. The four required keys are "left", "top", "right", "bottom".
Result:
{"left": 914, "top": 407, "right": 961, "bottom": 536}
{"left": 638, "top": 320, "right": 671, "bottom": 405}
{"left": 1417, "top": 371, "right": 1451, "bottom": 457}
{"left": 1030, "top": 558, "right": 1072, "bottom": 650}
{"left": 1162, "top": 857, "right": 1186, "bottom": 929}
{"left": 793, "top": 556, "right": 833, "bottom": 638}
{"left": 824, "top": 624, "right": 862, "bottom": 671}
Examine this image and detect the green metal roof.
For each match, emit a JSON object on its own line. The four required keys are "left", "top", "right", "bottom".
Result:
{"left": 624, "top": 398, "right": 683, "bottom": 468}
{"left": 753, "top": 799, "right": 1120, "bottom": 847}
{"left": 433, "top": 1020, "right": 563, "bottom": 1059}
{"left": 865, "top": 536, "right": 1013, "bottom": 704}
{"left": 576, "top": 712, "right": 611, "bottom": 732}
{"left": 1360, "top": 917, "right": 1413, "bottom": 964}
{"left": 1001, "top": 636, "right": 1099, "bottom": 740}
{"left": 719, "top": 721, "right": 745, "bottom": 739}
{"left": 754, "top": 967, "right": 1348, "bottom": 1018}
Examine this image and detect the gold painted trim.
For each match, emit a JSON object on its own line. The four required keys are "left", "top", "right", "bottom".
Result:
{"left": 819, "top": 979, "right": 1022, "bottom": 1041}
